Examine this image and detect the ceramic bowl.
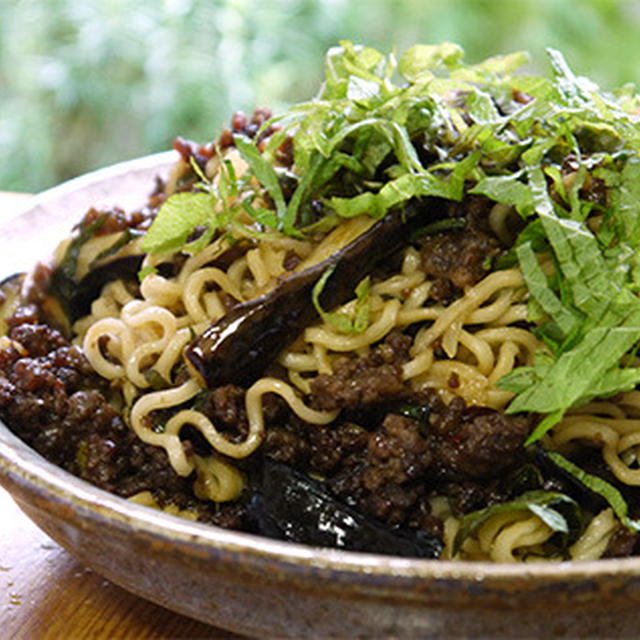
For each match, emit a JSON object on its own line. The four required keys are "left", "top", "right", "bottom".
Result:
{"left": 2, "top": 155, "right": 640, "bottom": 638}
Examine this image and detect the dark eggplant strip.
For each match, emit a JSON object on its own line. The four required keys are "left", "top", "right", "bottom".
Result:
{"left": 0, "top": 273, "right": 25, "bottom": 335}
{"left": 185, "top": 197, "right": 447, "bottom": 387}
{"left": 69, "top": 255, "right": 144, "bottom": 319}
{"left": 50, "top": 237, "right": 253, "bottom": 324}
{"left": 247, "top": 461, "right": 443, "bottom": 558}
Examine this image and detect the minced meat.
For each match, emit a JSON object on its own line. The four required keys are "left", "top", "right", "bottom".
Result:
{"left": 417, "top": 195, "right": 501, "bottom": 303}
{"left": 0, "top": 311, "right": 244, "bottom": 528}
{"left": 428, "top": 398, "right": 533, "bottom": 480}
{"left": 310, "top": 331, "right": 412, "bottom": 411}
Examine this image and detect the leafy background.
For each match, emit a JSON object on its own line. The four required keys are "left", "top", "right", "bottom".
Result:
{"left": 1, "top": 0, "right": 639, "bottom": 192}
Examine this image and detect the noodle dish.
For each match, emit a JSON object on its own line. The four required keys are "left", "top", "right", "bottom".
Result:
{"left": 3, "top": 42, "right": 640, "bottom": 563}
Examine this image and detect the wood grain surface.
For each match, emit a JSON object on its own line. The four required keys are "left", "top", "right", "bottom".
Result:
{"left": 0, "top": 192, "right": 242, "bottom": 639}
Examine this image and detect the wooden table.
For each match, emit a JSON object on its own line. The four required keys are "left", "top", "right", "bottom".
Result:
{"left": 0, "top": 192, "right": 239, "bottom": 639}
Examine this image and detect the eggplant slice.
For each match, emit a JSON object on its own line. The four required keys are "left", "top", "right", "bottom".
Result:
{"left": 0, "top": 273, "right": 25, "bottom": 336}
{"left": 48, "top": 227, "right": 145, "bottom": 324}
{"left": 186, "top": 197, "right": 448, "bottom": 387}
{"left": 247, "top": 460, "right": 444, "bottom": 558}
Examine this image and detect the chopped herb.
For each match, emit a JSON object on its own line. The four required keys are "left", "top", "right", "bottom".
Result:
{"left": 141, "top": 191, "right": 217, "bottom": 255}
{"left": 499, "top": 165, "right": 640, "bottom": 442}
{"left": 453, "top": 490, "right": 583, "bottom": 556}
{"left": 312, "top": 263, "right": 371, "bottom": 334}
{"left": 545, "top": 451, "right": 640, "bottom": 533}
{"left": 141, "top": 42, "right": 514, "bottom": 255}
{"left": 137, "top": 265, "right": 158, "bottom": 282}
{"left": 233, "top": 133, "right": 287, "bottom": 227}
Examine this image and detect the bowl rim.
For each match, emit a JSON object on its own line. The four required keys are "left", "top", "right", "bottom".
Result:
{"left": 1, "top": 152, "right": 639, "bottom": 590}
{"left": 23, "top": 150, "right": 179, "bottom": 208}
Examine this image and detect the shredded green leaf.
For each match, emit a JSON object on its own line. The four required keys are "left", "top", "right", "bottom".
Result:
{"left": 233, "top": 133, "right": 287, "bottom": 225}
{"left": 137, "top": 265, "right": 158, "bottom": 282}
{"left": 499, "top": 163, "right": 640, "bottom": 442}
{"left": 453, "top": 490, "right": 582, "bottom": 556}
{"left": 142, "top": 41, "right": 530, "bottom": 257}
{"left": 312, "top": 263, "right": 371, "bottom": 334}
{"left": 546, "top": 451, "right": 640, "bottom": 533}
{"left": 141, "top": 191, "right": 216, "bottom": 255}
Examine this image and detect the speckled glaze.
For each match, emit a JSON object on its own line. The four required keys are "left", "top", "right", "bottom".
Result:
{"left": 2, "top": 156, "right": 640, "bottom": 638}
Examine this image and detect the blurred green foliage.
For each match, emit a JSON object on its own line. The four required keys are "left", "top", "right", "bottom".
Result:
{"left": 1, "top": 0, "right": 639, "bottom": 192}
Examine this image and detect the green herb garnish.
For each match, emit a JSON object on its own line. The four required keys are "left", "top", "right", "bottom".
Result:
{"left": 312, "top": 263, "right": 371, "bottom": 334}
{"left": 141, "top": 191, "right": 217, "bottom": 256}
{"left": 453, "top": 490, "right": 583, "bottom": 556}
{"left": 141, "top": 41, "right": 516, "bottom": 256}
{"left": 546, "top": 451, "right": 640, "bottom": 533}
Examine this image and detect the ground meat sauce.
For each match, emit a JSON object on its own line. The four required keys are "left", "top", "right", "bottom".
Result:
{"left": 0, "top": 136, "right": 567, "bottom": 555}
{"left": 428, "top": 399, "right": 533, "bottom": 480}
{"left": 310, "top": 331, "right": 412, "bottom": 410}
{"left": 0, "top": 311, "right": 244, "bottom": 528}
{"left": 419, "top": 229, "right": 498, "bottom": 303}
{"left": 255, "top": 390, "right": 532, "bottom": 539}
{"left": 417, "top": 196, "right": 501, "bottom": 303}
{"left": 266, "top": 396, "right": 529, "bottom": 509}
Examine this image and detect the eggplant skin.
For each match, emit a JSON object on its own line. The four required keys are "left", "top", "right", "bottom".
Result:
{"left": 0, "top": 273, "right": 25, "bottom": 336}
{"left": 186, "top": 197, "right": 448, "bottom": 388}
{"left": 247, "top": 461, "right": 444, "bottom": 559}
{"left": 60, "top": 254, "right": 143, "bottom": 321}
